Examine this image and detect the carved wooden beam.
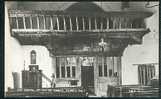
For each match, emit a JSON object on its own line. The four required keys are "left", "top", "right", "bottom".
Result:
{"left": 9, "top": 10, "right": 153, "bottom": 19}
{"left": 46, "top": 38, "right": 128, "bottom": 56}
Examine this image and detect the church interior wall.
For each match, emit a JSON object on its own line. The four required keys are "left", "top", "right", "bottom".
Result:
{"left": 122, "top": 5, "right": 159, "bottom": 85}
{"left": 5, "top": 2, "right": 159, "bottom": 96}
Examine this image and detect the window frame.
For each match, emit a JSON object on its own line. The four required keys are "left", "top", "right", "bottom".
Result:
{"left": 56, "top": 56, "right": 76, "bottom": 79}
{"left": 30, "top": 50, "right": 36, "bottom": 64}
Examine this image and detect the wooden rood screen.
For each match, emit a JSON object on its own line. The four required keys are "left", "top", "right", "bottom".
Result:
{"left": 55, "top": 56, "right": 94, "bottom": 79}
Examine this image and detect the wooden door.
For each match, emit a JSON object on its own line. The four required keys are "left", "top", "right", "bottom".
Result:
{"left": 81, "top": 66, "right": 94, "bottom": 92}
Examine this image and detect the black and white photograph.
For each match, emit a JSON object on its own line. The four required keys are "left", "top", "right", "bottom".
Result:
{"left": 5, "top": 1, "right": 159, "bottom": 97}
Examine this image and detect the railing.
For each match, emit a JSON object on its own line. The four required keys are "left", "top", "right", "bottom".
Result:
{"left": 9, "top": 13, "right": 146, "bottom": 33}
{"left": 107, "top": 85, "right": 159, "bottom": 97}
{"left": 41, "top": 72, "right": 52, "bottom": 84}
{"left": 6, "top": 87, "right": 86, "bottom": 97}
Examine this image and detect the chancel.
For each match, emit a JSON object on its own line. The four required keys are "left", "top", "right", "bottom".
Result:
{"left": 5, "top": 1, "right": 159, "bottom": 97}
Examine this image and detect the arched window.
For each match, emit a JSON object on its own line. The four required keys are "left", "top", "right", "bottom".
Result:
{"left": 30, "top": 50, "right": 36, "bottom": 64}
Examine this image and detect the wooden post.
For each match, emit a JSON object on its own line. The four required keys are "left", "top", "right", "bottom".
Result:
{"left": 69, "top": 16, "right": 72, "bottom": 31}
{"left": 53, "top": 56, "right": 57, "bottom": 79}
{"left": 152, "top": 65, "right": 155, "bottom": 78}
{"left": 106, "top": 17, "right": 109, "bottom": 29}
{"left": 106, "top": 57, "right": 109, "bottom": 77}
{"left": 71, "top": 57, "right": 74, "bottom": 78}
{"left": 43, "top": 15, "right": 46, "bottom": 29}
{"left": 50, "top": 16, "right": 53, "bottom": 30}
{"left": 109, "top": 57, "right": 112, "bottom": 76}
{"left": 113, "top": 57, "right": 115, "bottom": 77}
{"left": 70, "top": 66, "right": 72, "bottom": 78}
{"left": 138, "top": 66, "right": 141, "bottom": 84}
{"left": 94, "top": 56, "right": 98, "bottom": 89}
{"left": 144, "top": 66, "right": 147, "bottom": 85}
{"left": 102, "top": 56, "right": 104, "bottom": 76}
{"left": 63, "top": 16, "right": 66, "bottom": 31}
{"left": 144, "top": 66, "right": 146, "bottom": 85}
{"left": 76, "top": 16, "right": 79, "bottom": 31}
{"left": 30, "top": 16, "right": 32, "bottom": 29}
{"left": 140, "top": 66, "right": 142, "bottom": 85}
{"left": 82, "top": 17, "right": 85, "bottom": 30}
{"left": 37, "top": 16, "right": 39, "bottom": 29}
{"left": 101, "top": 17, "right": 103, "bottom": 30}
{"left": 150, "top": 66, "right": 153, "bottom": 78}
{"left": 119, "top": 17, "right": 121, "bottom": 29}
{"left": 147, "top": 66, "right": 149, "bottom": 83}
{"left": 118, "top": 56, "right": 122, "bottom": 85}
{"left": 95, "top": 17, "right": 97, "bottom": 30}
{"left": 15, "top": 16, "right": 19, "bottom": 29}
{"left": 112, "top": 57, "right": 115, "bottom": 77}
{"left": 142, "top": 66, "right": 144, "bottom": 85}
{"left": 23, "top": 16, "right": 26, "bottom": 29}
{"left": 130, "top": 18, "right": 133, "bottom": 28}
{"left": 64, "top": 57, "right": 67, "bottom": 78}
{"left": 59, "top": 57, "right": 62, "bottom": 78}
{"left": 89, "top": 17, "right": 91, "bottom": 30}
{"left": 77, "top": 56, "right": 81, "bottom": 79}
{"left": 113, "top": 57, "right": 117, "bottom": 74}
{"left": 145, "top": 66, "right": 147, "bottom": 85}
{"left": 56, "top": 16, "right": 59, "bottom": 30}
{"left": 104, "top": 56, "right": 107, "bottom": 77}
{"left": 140, "top": 66, "right": 143, "bottom": 85}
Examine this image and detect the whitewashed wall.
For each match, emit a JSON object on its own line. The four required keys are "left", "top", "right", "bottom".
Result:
{"left": 122, "top": 5, "right": 159, "bottom": 85}
{"left": 5, "top": 5, "right": 24, "bottom": 92}
{"left": 22, "top": 46, "right": 53, "bottom": 88}
{"left": 5, "top": 5, "right": 53, "bottom": 89}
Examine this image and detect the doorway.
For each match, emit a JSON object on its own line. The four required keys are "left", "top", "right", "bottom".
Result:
{"left": 81, "top": 66, "right": 94, "bottom": 94}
